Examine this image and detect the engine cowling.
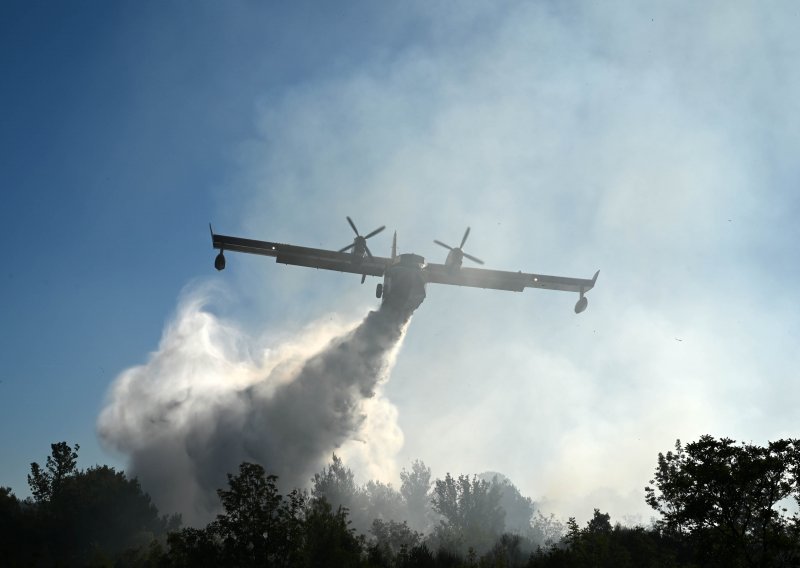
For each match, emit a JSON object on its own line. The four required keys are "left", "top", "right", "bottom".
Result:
{"left": 574, "top": 296, "right": 588, "bottom": 314}
{"left": 214, "top": 251, "right": 226, "bottom": 271}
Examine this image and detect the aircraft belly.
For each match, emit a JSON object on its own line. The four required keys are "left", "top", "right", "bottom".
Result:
{"left": 382, "top": 266, "right": 426, "bottom": 314}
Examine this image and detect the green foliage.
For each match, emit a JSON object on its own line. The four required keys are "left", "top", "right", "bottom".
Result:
{"left": 645, "top": 435, "right": 800, "bottom": 567}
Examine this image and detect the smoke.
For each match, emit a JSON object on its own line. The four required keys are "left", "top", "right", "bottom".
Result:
{"left": 97, "top": 286, "right": 413, "bottom": 525}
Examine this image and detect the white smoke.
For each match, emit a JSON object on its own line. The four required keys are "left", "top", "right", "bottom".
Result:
{"left": 97, "top": 285, "right": 412, "bottom": 525}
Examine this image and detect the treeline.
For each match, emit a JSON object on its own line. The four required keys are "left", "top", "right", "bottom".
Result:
{"left": 2, "top": 436, "right": 800, "bottom": 566}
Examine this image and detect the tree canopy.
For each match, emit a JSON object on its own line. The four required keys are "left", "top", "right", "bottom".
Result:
{"left": 645, "top": 435, "right": 800, "bottom": 567}
{"left": 4, "top": 436, "right": 800, "bottom": 567}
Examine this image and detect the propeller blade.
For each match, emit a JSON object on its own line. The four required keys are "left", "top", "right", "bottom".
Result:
{"left": 363, "top": 225, "right": 385, "bottom": 240}
{"left": 346, "top": 216, "right": 359, "bottom": 236}
{"left": 434, "top": 239, "right": 453, "bottom": 250}
{"left": 364, "top": 244, "right": 374, "bottom": 258}
{"left": 460, "top": 227, "right": 471, "bottom": 249}
{"left": 361, "top": 273, "right": 367, "bottom": 284}
{"left": 463, "top": 252, "right": 484, "bottom": 265}
{"left": 339, "top": 243, "right": 355, "bottom": 252}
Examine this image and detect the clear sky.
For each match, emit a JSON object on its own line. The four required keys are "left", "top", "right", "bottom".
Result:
{"left": 2, "top": 1, "right": 800, "bottom": 524}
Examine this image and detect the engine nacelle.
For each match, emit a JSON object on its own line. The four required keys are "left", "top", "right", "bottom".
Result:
{"left": 214, "top": 251, "right": 226, "bottom": 271}
{"left": 574, "top": 296, "right": 588, "bottom": 314}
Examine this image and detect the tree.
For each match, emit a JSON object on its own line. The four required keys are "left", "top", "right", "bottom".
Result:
{"left": 400, "top": 460, "right": 432, "bottom": 532}
{"left": 23, "top": 443, "right": 175, "bottom": 565}
{"left": 301, "top": 497, "right": 364, "bottom": 567}
{"left": 481, "top": 532, "right": 527, "bottom": 568}
{"left": 27, "top": 441, "right": 79, "bottom": 503}
{"left": 212, "top": 462, "right": 289, "bottom": 566}
{"left": 312, "top": 453, "right": 359, "bottom": 508}
{"left": 530, "top": 510, "right": 685, "bottom": 568}
{"left": 480, "top": 473, "right": 535, "bottom": 536}
{"left": 164, "top": 527, "right": 221, "bottom": 567}
{"left": 61, "top": 465, "right": 175, "bottom": 557}
{"left": 645, "top": 436, "right": 800, "bottom": 567}
{"left": 431, "top": 473, "right": 505, "bottom": 555}
{"left": 402, "top": 542, "right": 436, "bottom": 568}
{"left": 529, "top": 512, "right": 565, "bottom": 549}
{"left": 363, "top": 479, "right": 405, "bottom": 526}
{"left": 368, "top": 518, "right": 422, "bottom": 564}
{"left": 0, "top": 486, "right": 38, "bottom": 566}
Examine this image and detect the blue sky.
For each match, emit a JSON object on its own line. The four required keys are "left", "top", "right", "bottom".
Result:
{"left": 2, "top": 1, "right": 800, "bottom": 523}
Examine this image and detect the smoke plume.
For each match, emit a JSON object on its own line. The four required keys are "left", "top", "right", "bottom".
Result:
{"left": 97, "top": 288, "right": 413, "bottom": 525}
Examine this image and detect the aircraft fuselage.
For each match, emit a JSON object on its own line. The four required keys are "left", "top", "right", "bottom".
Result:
{"left": 381, "top": 253, "right": 427, "bottom": 314}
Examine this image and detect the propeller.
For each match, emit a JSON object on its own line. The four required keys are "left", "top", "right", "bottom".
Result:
{"left": 434, "top": 227, "right": 484, "bottom": 265}
{"left": 339, "top": 216, "right": 385, "bottom": 258}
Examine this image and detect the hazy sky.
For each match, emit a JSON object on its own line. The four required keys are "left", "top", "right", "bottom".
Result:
{"left": 2, "top": 1, "right": 799, "bottom": 524}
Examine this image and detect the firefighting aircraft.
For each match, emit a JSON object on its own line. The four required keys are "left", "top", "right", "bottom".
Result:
{"left": 210, "top": 218, "right": 599, "bottom": 314}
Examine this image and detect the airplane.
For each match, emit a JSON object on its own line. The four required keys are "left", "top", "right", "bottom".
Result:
{"left": 210, "top": 218, "right": 599, "bottom": 315}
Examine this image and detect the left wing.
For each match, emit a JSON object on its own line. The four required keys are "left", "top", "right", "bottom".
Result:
{"left": 424, "top": 263, "right": 599, "bottom": 294}
{"left": 211, "top": 231, "right": 391, "bottom": 277}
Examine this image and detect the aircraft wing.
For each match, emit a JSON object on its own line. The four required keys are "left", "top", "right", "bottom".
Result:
{"left": 211, "top": 232, "right": 392, "bottom": 277}
{"left": 424, "top": 263, "right": 599, "bottom": 294}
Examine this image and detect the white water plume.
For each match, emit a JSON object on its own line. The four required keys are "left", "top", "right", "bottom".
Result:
{"left": 97, "top": 287, "right": 412, "bottom": 525}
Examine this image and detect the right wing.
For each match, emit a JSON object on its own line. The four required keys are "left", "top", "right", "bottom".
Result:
{"left": 211, "top": 231, "right": 391, "bottom": 277}
{"left": 424, "top": 263, "right": 599, "bottom": 294}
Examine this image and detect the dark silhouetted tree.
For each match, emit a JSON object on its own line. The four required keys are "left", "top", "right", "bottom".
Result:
{"left": 530, "top": 510, "right": 685, "bottom": 568}
{"left": 645, "top": 436, "right": 800, "bottom": 567}
{"left": 368, "top": 518, "right": 422, "bottom": 564}
{"left": 23, "top": 442, "right": 175, "bottom": 565}
{"left": 402, "top": 542, "right": 436, "bottom": 567}
{"left": 302, "top": 497, "right": 364, "bottom": 567}
{"left": 211, "top": 462, "right": 296, "bottom": 566}
{"left": 164, "top": 527, "right": 221, "bottom": 567}
{"left": 0, "top": 486, "right": 38, "bottom": 566}
{"left": 481, "top": 532, "right": 527, "bottom": 567}
{"left": 27, "top": 441, "right": 79, "bottom": 503}
{"left": 63, "top": 465, "right": 176, "bottom": 557}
